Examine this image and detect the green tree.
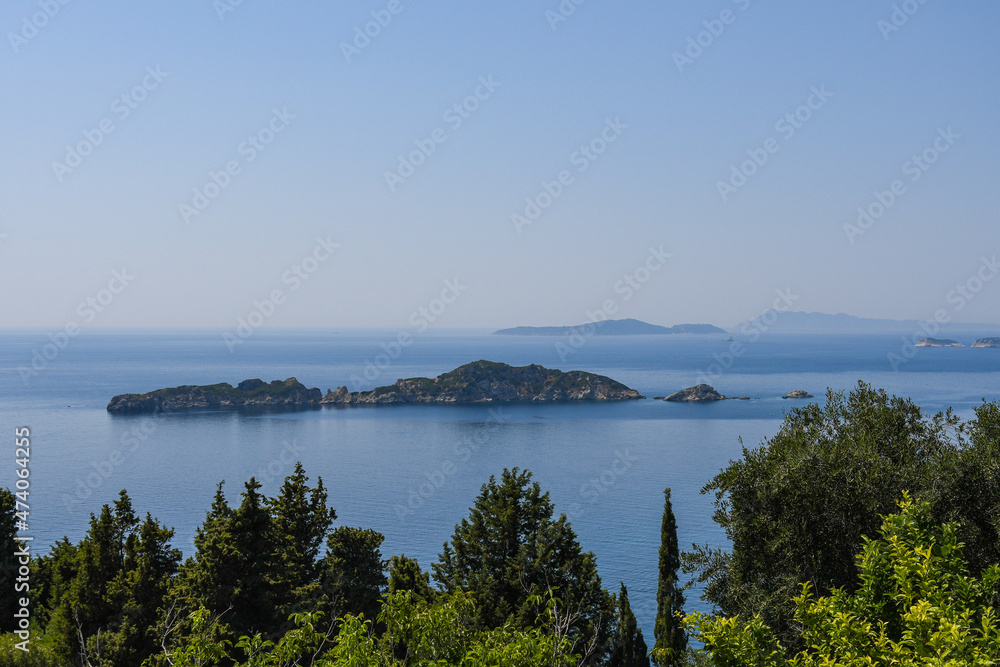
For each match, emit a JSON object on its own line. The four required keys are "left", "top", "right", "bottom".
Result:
{"left": 432, "top": 468, "right": 613, "bottom": 662}
{"left": 267, "top": 462, "right": 335, "bottom": 622}
{"left": 175, "top": 481, "right": 239, "bottom": 638}
{"left": 685, "top": 383, "right": 969, "bottom": 649}
{"left": 100, "top": 513, "right": 181, "bottom": 667}
{"left": 322, "top": 526, "right": 388, "bottom": 622}
{"left": 0, "top": 488, "right": 18, "bottom": 633}
{"left": 609, "top": 583, "right": 650, "bottom": 667}
{"left": 686, "top": 497, "right": 1000, "bottom": 666}
{"left": 328, "top": 591, "right": 579, "bottom": 667}
{"left": 33, "top": 491, "right": 179, "bottom": 667}
{"left": 387, "top": 554, "right": 435, "bottom": 602}
{"left": 653, "top": 488, "right": 685, "bottom": 666}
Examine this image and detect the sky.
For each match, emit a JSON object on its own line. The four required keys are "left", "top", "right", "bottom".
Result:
{"left": 2, "top": 0, "right": 999, "bottom": 330}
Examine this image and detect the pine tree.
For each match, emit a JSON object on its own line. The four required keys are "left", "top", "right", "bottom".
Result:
{"left": 432, "top": 468, "right": 614, "bottom": 660}
{"left": 388, "top": 554, "right": 435, "bottom": 602}
{"left": 609, "top": 583, "right": 651, "bottom": 667}
{"left": 230, "top": 477, "right": 277, "bottom": 636}
{"left": 653, "top": 488, "right": 686, "bottom": 666}
{"left": 322, "top": 526, "right": 388, "bottom": 621}
{"left": 267, "top": 462, "right": 335, "bottom": 620}
{"left": 103, "top": 512, "right": 181, "bottom": 667}
{"left": 177, "top": 481, "right": 239, "bottom": 629}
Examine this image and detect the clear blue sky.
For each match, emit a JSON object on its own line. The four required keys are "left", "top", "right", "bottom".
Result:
{"left": 3, "top": 1, "right": 999, "bottom": 329}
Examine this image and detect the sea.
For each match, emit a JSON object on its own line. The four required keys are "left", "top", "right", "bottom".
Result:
{"left": 2, "top": 328, "right": 998, "bottom": 633}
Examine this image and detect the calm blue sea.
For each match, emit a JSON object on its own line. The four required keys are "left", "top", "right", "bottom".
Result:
{"left": 2, "top": 329, "right": 998, "bottom": 632}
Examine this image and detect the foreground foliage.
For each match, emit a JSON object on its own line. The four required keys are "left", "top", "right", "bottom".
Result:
{"left": 687, "top": 497, "right": 1000, "bottom": 666}
{"left": 685, "top": 383, "right": 1000, "bottom": 650}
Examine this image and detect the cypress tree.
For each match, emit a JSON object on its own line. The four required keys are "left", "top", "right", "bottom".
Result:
{"left": 653, "top": 488, "right": 686, "bottom": 666}
{"left": 609, "top": 582, "right": 651, "bottom": 667}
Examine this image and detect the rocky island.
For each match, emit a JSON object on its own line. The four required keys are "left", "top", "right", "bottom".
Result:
{"left": 972, "top": 338, "right": 1000, "bottom": 348}
{"left": 657, "top": 384, "right": 749, "bottom": 402}
{"left": 783, "top": 390, "right": 814, "bottom": 399}
{"left": 107, "top": 362, "right": 644, "bottom": 413}
{"left": 321, "top": 360, "right": 644, "bottom": 404}
{"left": 106, "top": 378, "right": 322, "bottom": 414}
{"left": 914, "top": 337, "right": 964, "bottom": 347}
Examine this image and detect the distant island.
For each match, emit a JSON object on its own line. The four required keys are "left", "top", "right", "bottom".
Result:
{"left": 107, "top": 361, "right": 644, "bottom": 413}
{"left": 734, "top": 311, "right": 998, "bottom": 335}
{"left": 322, "top": 360, "right": 644, "bottom": 404}
{"left": 915, "top": 337, "right": 964, "bottom": 347}
{"left": 494, "top": 318, "right": 726, "bottom": 336}
{"left": 972, "top": 338, "right": 1000, "bottom": 348}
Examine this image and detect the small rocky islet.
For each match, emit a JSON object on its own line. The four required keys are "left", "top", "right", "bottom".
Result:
{"left": 915, "top": 337, "right": 964, "bottom": 347}
{"left": 106, "top": 361, "right": 644, "bottom": 414}
{"left": 651, "top": 385, "right": 815, "bottom": 402}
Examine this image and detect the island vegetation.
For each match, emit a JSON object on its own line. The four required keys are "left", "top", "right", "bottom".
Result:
{"left": 5, "top": 382, "right": 999, "bottom": 665}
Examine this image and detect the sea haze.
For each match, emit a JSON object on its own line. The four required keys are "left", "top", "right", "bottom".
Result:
{"left": 2, "top": 329, "right": 999, "bottom": 633}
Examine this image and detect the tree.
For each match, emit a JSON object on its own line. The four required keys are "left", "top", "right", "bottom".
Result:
{"left": 33, "top": 491, "right": 179, "bottom": 667}
{"left": 0, "top": 488, "right": 17, "bottom": 633}
{"left": 321, "top": 526, "right": 388, "bottom": 621}
{"left": 432, "top": 468, "right": 614, "bottom": 661}
{"left": 653, "top": 488, "right": 685, "bottom": 666}
{"left": 328, "top": 592, "right": 579, "bottom": 667}
{"left": 609, "top": 583, "right": 650, "bottom": 667}
{"left": 686, "top": 497, "right": 1000, "bottom": 666}
{"left": 684, "top": 382, "right": 970, "bottom": 649}
{"left": 268, "top": 463, "right": 335, "bottom": 623}
{"left": 175, "top": 481, "right": 240, "bottom": 638}
{"left": 100, "top": 513, "right": 181, "bottom": 667}
{"left": 388, "top": 554, "right": 435, "bottom": 602}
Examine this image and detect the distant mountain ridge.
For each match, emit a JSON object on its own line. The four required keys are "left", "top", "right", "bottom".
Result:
{"left": 733, "top": 311, "right": 999, "bottom": 335}
{"left": 493, "top": 318, "right": 726, "bottom": 336}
